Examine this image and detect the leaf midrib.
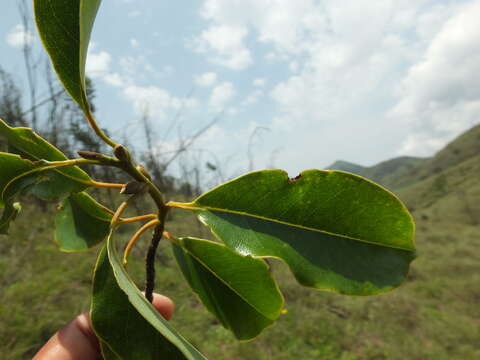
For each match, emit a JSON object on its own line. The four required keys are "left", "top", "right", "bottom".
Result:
{"left": 2, "top": 165, "right": 90, "bottom": 202}
{"left": 188, "top": 204, "right": 415, "bottom": 252}
{"left": 0, "top": 121, "right": 91, "bottom": 180}
{"left": 179, "top": 239, "right": 282, "bottom": 320}
{"left": 106, "top": 233, "right": 207, "bottom": 359}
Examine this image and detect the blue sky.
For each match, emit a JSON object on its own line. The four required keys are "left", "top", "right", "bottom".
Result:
{"left": 1, "top": 0, "right": 480, "bottom": 180}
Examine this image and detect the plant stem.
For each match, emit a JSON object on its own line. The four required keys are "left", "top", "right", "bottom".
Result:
{"left": 6, "top": 158, "right": 101, "bottom": 189}
{"left": 84, "top": 107, "right": 118, "bottom": 148}
{"left": 78, "top": 128, "right": 170, "bottom": 302}
{"left": 111, "top": 201, "right": 129, "bottom": 226}
{"left": 40, "top": 158, "right": 100, "bottom": 168}
{"left": 145, "top": 213, "right": 166, "bottom": 303}
{"left": 165, "top": 201, "right": 195, "bottom": 210}
{"left": 120, "top": 214, "right": 158, "bottom": 224}
{"left": 162, "top": 231, "right": 180, "bottom": 245}
{"left": 90, "top": 181, "right": 125, "bottom": 189}
{"left": 77, "top": 150, "right": 120, "bottom": 166}
{"left": 123, "top": 219, "right": 160, "bottom": 266}
{"left": 115, "top": 149, "right": 167, "bottom": 212}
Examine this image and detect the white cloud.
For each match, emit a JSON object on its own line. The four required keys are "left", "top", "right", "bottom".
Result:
{"left": 86, "top": 50, "right": 112, "bottom": 78}
{"left": 253, "top": 78, "right": 266, "bottom": 87}
{"left": 123, "top": 85, "right": 198, "bottom": 119}
{"left": 85, "top": 47, "right": 190, "bottom": 122}
{"left": 103, "top": 72, "right": 125, "bottom": 87}
{"left": 195, "top": 0, "right": 479, "bottom": 172}
{"left": 130, "top": 38, "right": 139, "bottom": 48}
{"left": 128, "top": 10, "right": 141, "bottom": 17}
{"left": 242, "top": 89, "right": 263, "bottom": 106}
{"left": 391, "top": 1, "right": 480, "bottom": 156}
{"left": 6, "top": 24, "right": 34, "bottom": 48}
{"left": 123, "top": 85, "right": 172, "bottom": 114}
{"left": 193, "top": 24, "right": 252, "bottom": 70}
{"left": 209, "top": 82, "right": 236, "bottom": 108}
{"left": 194, "top": 72, "right": 218, "bottom": 87}
{"left": 117, "top": 55, "right": 174, "bottom": 81}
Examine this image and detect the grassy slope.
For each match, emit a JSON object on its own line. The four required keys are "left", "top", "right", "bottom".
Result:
{"left": 326, "top": 157, "right": 428, "bottom": 188}
{"left": 327, "top": 123, "right": 480, "bottom": 191}
{"left": 389, "top": 124, "right": 480, "bottom": 189}
{"left": 2, "top": 125, "right": 480, "bottom": 359}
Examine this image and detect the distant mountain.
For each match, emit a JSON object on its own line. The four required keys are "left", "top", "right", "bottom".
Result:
{"left": 327, "top": 124, "right": 480, "bottom": 224}
{"left": 392, "top": 124, "right": 480, "bottom": 189}
{"left": 326, "top": 156, "right": 427, "bottom": 188}
{"left": 326, "top": 160, "right": 367, "bottom": 176}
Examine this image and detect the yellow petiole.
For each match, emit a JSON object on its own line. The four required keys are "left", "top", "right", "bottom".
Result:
{"left": 123, "top": 219, "right": 160, "bottom": 267}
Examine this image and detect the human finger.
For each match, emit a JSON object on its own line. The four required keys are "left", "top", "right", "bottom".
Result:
{"left": 33, "top": 293, "right": 174, "bottom": 359}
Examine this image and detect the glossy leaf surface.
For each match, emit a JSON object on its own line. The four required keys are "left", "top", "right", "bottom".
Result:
{"left": 0, "top": 153, "right": 88, "bottom": 205}
{"left": 0, "top": 152, "right": 90, "bottom": 233}
{"left": 55, "top": 192, "right": 112, "bottom": 251}
{"left": 33, "top": 0, "right": 101, "bottom": 111}
{"left": 0, "top": 119, "right": 91, "bottom": 184}
{"left": 5, "top": 168, "right": 88, "bottom": 204}
{"left": 173, "top": 237, "right": 284, "bottom": 340}
{"left": 0, "top": 152, "right": 36, "bottom": 207}
{"left": 91, "top": 231, "right": 207, "bottom": 360}
{"left": 188, "top": 170, "right": 416, "bottom": 295}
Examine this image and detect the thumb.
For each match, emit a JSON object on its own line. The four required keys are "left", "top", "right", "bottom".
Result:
{"left": 33, "top": 294, "right": 174, "bottom": 360}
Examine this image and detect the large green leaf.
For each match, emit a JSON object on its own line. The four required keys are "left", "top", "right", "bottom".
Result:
{"left": 3, "top": 166, "right": 89, "bottom": 204}
{"left": 0, "top": 121, "right": 109, "bottom": 234}
{"left": 0, "top": 152, "right": 90, "bottom": 233}
{"left": 0, "top": 119, "right": 91, "bottom": 184}
{"left": 0, "top": 154, "right": 88, "bottom": 205}
{"left": 55, "top": 192, "right": 112, "bottom": 252}
{"left": 173, "top": 237, "right": 284, "bottom": 340}
{"left": 91, "top": 231, "right": 207, "bottom": 360}
{"left": 33, "top": 0, "right": 101, "bottom": 112}
{"left": 20, "top": 171, "right": 88, "bottom": 201}
{"left": 181, "top": 169, "right": 416, "bottom": 295}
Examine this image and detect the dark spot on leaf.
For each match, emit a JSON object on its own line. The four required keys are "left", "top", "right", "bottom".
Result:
{"left": 288, "top": 174, "right": 302, "bottom": 183}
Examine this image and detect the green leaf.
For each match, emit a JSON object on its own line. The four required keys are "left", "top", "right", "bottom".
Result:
{"left": 185, "top": 170, "right": 416, "bottom": 295}
{"left": 0, "top": 152, "right": 91, "bottom": 234}
{"left": 0, "top": 153, "right": 36, "bottom": 232}
{"left": 0, "top": 119, "right": 96, "bottom": 208}
{"left": 0, "top": 152, "right": 36, "bottom": 208}
{"left": 0, "top": 119, "right": 91, "bottom": 184}
{"left": 173, "top": 237, "right": 284, "bottom": 340}
{"left": 21, "top": 170, "right": 88, "bottom": 201}
{"left": 0, "top": 158, "right": 88, "bottom": 206}
{"left": 55, "top": 192, "right": 112, "bottom": 252}
{"left": 99, "top": 340, "right": 122, "bottom": 360}
{"left": 91, "top": 232, "right": 207, "bottom": 360}
{"left": 33, "top": 0, "right": 101, "bottom": 112}
{"left": 5, "top": 168, "right": 89, "bottom": 204}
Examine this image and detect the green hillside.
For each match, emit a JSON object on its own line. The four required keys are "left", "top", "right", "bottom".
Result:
{"left": 1, "top": 124, "right": 480, "bottom": 359}
{"left": 326, "top": 160, "right": 368, "bottom": 176}
{"left": 328, "top": 124, "right": 480, "bottom": 193}
{"left": 327, "top": 157, "right": 427, "bottom": 188}
{"left": 390, "top": 124, "right": 480, "bottom": 190}
{"left": 329, "top": 123, "right": 480, "bottom": 230}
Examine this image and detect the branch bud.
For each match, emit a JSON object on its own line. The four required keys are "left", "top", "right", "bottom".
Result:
{"left": 120, "top": 181, "right": 148, "bottom": 195}
{"left": 77, "top": 150, "right": 106, "bottom": 161}
{"left": 114, "top": 144, "right": 131, "bottom": 163}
